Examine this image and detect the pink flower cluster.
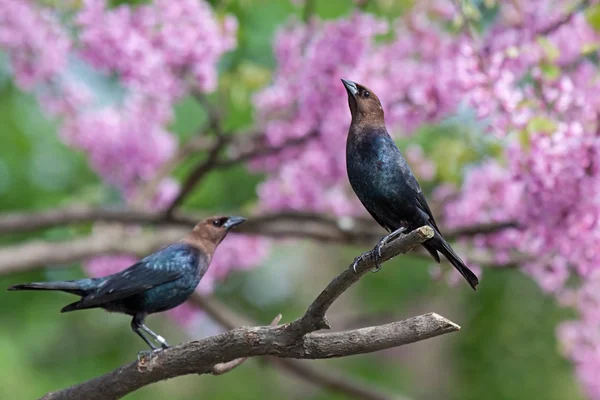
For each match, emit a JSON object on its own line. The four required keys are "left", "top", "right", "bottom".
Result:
{"left": 0, "top": 0, "right": 70, "bottom": 89}
{"left": 76, "top": 0, "right": 237, "bottom": 102}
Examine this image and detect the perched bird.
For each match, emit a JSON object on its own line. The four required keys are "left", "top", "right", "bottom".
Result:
{"left": 341, "top": 78, "right": 479, "bottom": 290}
{"left": 8, "top": 216, "right": 246, "bottom": 349}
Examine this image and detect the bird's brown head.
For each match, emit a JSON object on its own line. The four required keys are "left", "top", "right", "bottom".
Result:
{"left": 341, "top": 79, "right": 384, "bottom": 127}
{"left": 184, "top": 216, "right": 246, "bottom": 252}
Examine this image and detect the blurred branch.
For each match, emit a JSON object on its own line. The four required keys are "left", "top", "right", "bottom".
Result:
{"left": 0, "top": 205, "right": 515, "bottom": 240}
{"left": 165, "top": 130, "right": 318, "bottom": 215}
{"left": 302, "top": 0, "right": 316, "bottom": 22}
{"left": 40, "top": 227, "right": 458, "bottom": 400}
{"left": 0, "top": 229, "right": 186, "bottom": 274}
{"left": 165, "top": 135, "right": 232, "bottom": 215}
{"left": 0, "top": 207, "right": 520, "bottom": 274}
{"left": 536, "top": 0, "right": 591, "bottom": 35}
{"left": 132, "top": 132, "right": 214, "bottom": 209}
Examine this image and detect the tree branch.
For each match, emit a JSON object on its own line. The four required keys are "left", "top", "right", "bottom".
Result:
{"left": 41, "top": 313, "right": 457, "bottom": 400}
{"left": 39, "top": 227, "right": 458, "bottom": 400}
{"left": 0, "top": 207, "right": 519, "bottom": 274}
{"left": 210, "top": 313, "right": 282, "bottom": 375}
{"left": 0, "top": 206, "right": 515, "bottom": 241}
{"left": 166, "top": 135, "right": 232, "bottom": 215}
{"left": 0, "top": 230, "right": 186, "bottom": 274}
{"left": 191, "top": 295, "right": 403, "bottom": 400}
{"left": 165, "top": 130, "right": 318, "bottom": 215}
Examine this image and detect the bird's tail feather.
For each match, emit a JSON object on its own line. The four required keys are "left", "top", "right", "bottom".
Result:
{"left": 60, "top": 300, "right": 95, "bottom": 313}
{"left": 425, "top": 234, "right": 479, "bottom": 291}
{"left": 8, "top": 280, "right": 87, "bottom": 295}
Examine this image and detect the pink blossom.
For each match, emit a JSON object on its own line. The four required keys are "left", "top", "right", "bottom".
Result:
{"left": 0, "top": 0, "right": 70, "bottom": 89}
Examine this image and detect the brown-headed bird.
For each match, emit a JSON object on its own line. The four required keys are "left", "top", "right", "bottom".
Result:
{"left": 8, "top": 216, "right": 246, "bottom": 349}
{"left": 341, "top": 79, "right": 478, "bottom": 290}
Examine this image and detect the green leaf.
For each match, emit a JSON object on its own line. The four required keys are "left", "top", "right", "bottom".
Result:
{"left": 526, "top": 116, "right": 557, "bottom": 135}
{"left": 539, "top": 61, "right": 561, "bottom": 80}
{"left": 586, "top": 3, "right": 600, "bottom": 32}
{"left": 536, "top": 36, "right": 560, "bottom": 62}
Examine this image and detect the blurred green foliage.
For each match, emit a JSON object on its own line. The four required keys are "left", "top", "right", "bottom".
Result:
{"left": 0, "top": 0, "right": 584, "bottom": 399}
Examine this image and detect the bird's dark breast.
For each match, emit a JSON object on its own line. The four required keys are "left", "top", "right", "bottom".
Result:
{"left": 346, "top": 132, "right": 419, "bottom": 230}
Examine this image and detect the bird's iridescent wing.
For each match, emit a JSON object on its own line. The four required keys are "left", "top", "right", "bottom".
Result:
{"left": 80, "top": 244, "right": 199, "bottom": 307}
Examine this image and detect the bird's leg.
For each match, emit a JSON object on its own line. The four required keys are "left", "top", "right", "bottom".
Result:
{"left": 140, "top": 323, "right": 171, "bottom": 349}
{"left": 371, "top": 226, "right": 407, "bottom": 272}
{"left": 131, "top": 314, "right": 158, "bottom": 350}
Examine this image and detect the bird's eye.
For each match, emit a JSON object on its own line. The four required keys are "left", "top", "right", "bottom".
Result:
{"left": 212, "top": 220, "right": 222, "bottom": 227}
{"left": 363, "top": 90, "right": 370, "bottom": 98}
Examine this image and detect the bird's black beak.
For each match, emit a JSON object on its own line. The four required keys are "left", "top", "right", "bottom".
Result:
{"left": 341, "top": 78, "right": 359, "bottom": 97}
{"left": 223, "top": 216, "right": 246, "bottom": 230}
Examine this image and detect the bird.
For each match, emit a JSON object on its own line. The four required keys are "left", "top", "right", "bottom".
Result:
{"left": 341, "top": 78, "right": 479, "bottom": 290}
{"left": 8, "top": 215, "right": 247, "bottom": 349}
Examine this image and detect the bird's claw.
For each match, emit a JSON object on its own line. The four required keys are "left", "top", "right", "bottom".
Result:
{"left": 370, "top": 264, "right": 381, "bottom": 273}
{"left": 352, "top": 252, "right": 368, "bottom": 273}
{"left": 352, "top": 256, "right": 361, "bottom": 273}
{"left": 137, "top": 349, "right": 157, "bottom": 363}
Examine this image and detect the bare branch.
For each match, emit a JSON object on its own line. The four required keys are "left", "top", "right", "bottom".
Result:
{"left": 210, "top": 314, "right": 282, "bottom": 375}
{"left": 41, "top": 313, "right": 457, "bottom": 400}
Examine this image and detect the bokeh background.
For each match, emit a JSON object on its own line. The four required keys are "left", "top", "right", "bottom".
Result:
{"left": 0, "top": 0, "right": 598, "bottom": 399}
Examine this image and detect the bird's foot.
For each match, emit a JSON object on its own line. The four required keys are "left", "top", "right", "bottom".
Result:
{"left": 352, "top": 252, "right": 369, "bottom": 273}
{"left": 370, "top": 240, "right": 386, "bottom": 273}
{"left": 137, "top": 349, "right": 160, "bottom": 364}
{"left": 370, "top": 227, "right": 407, "bottom": 273}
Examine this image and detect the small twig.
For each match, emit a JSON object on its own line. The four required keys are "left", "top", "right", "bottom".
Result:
{"left": 132, "top": 133, "right": 213, "bottom": 209}
{"left": 536, "top": 0, "right": 590, "bottom": 36}
{"left": 214, "top": 130, "right": 318, "bottom": 169}
{"left": 210, "top": 314, "right": 282, "bottom": 375}
{"left": 302, "top": 0, "right": 316, "bottom": 22}
{"left": 166, "top": 135, "right": 232, "bottom": 215}
{"left": 165, "top": 131, "right": 318, "bottom": 216}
